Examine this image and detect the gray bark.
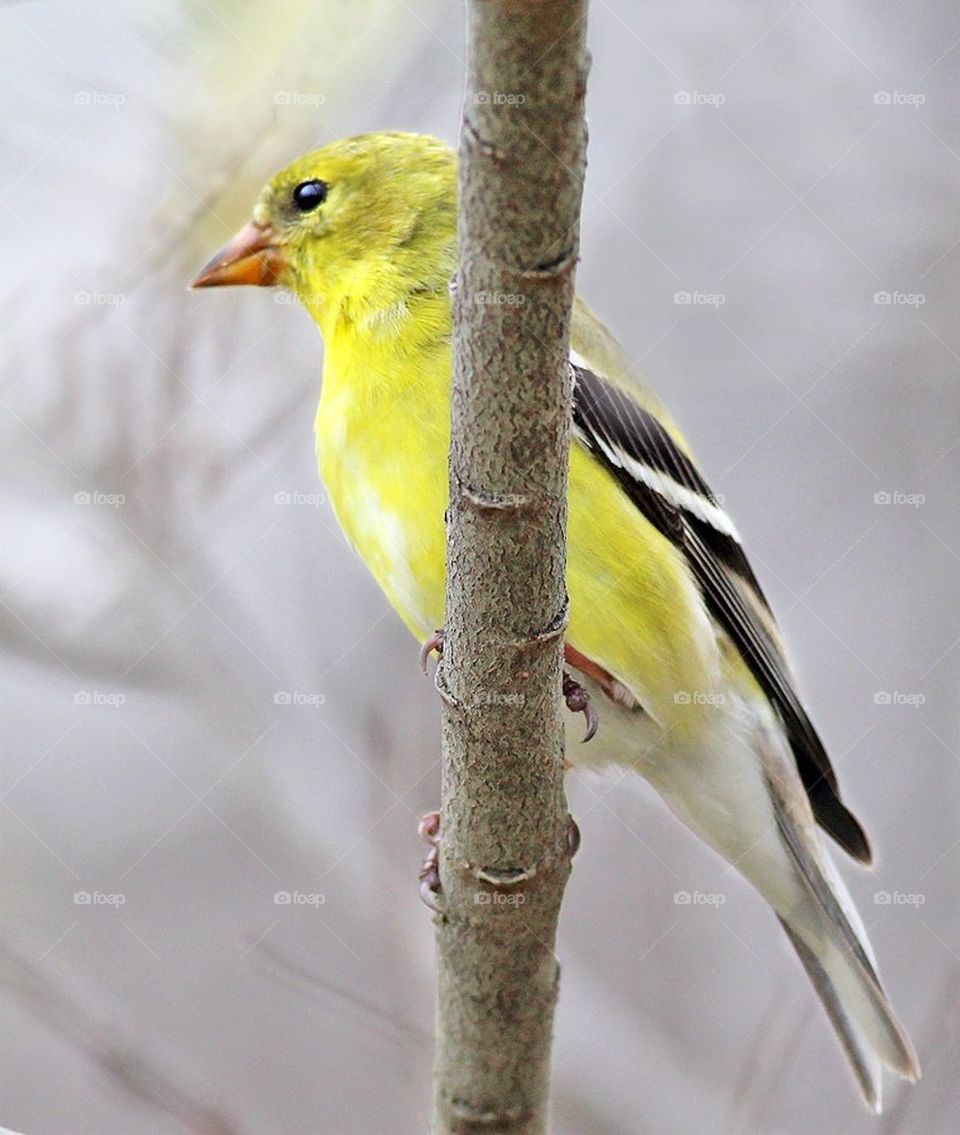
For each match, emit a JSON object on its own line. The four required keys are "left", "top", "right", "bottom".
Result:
{"left": 431, "top": 2, "right": 590, "bottom": 1132}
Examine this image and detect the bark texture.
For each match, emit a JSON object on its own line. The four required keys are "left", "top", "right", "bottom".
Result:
{"left": 432, "top": 2, "right": 590, "bottom": 1132}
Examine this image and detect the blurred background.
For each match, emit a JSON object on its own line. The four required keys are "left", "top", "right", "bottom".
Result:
{"left": 1, "top": 1, "right": 957, "bottom": 1132}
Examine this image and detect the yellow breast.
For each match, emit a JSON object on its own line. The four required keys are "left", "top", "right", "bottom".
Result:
{"left": 316, "top": 316, "right": 450, "bottom": 641}
{"left": 314, "top": 300, "right": 720, "bottom": 737}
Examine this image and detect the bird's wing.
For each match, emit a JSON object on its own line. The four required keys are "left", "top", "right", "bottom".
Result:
{"left": 570, "top": 359, "right": 871, "bottom": 864}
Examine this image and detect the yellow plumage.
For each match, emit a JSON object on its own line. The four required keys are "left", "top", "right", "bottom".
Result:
{"left": 192, "top": 130, "right": 919, "bottom": 1109}
{"left": 257, "top": 133, "right": 712, "bottom": 736}
{"left": 317, "top": 291, "right": 716, "bottom": 738}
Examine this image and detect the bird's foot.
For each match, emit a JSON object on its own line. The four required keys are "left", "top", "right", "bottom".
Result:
{"left": 423, "top": 629, "right": 598, "bottom": 742}
{"left": 418, "top": 811, "right": 443, "bottom": 912}
{"left": 419, "top": 629, "right": 445, "bottom": 675}
{"left": 562, "top": 671, "right": 598, "bottom": 742}
{"left": 418, "top": 810, "right": 441, "bottom": 846}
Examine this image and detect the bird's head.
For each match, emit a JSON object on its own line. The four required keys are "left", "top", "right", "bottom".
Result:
{"left": 191, "top": 132, "right": 457, "bottom": 328}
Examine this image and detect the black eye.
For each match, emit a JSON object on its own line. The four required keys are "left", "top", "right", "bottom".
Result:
{"left": 292, "top": 179, "right": 328, "bottom": 212}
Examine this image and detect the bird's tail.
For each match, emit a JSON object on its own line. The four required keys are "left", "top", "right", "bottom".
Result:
{"left": 773, "top": 790, "right": 920, "bottom": 1112}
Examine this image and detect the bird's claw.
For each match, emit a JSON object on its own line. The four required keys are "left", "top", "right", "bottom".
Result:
{"left": 418, "top": 811, "right": 443, "bottom": 911}
{"left": 419, "top": 629, "right": 445, "bottom": 675}
{"left": 423, "top": 633, "right": 598, "bottom": 743}
{"left": 419, "top": 846, "right": 442, "bottom": 911}
{"left": 418, "top": 810, "right": 441, "bottom": 845}
{"left": 563, "top": 671, "right": 598, "bottom": 742}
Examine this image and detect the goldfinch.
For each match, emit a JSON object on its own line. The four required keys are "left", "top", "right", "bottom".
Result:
{"left": 192, "top": 131, "right": 919, "bottom": 1110}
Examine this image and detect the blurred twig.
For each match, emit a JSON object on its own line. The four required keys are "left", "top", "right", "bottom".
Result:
{"left": 0, "top": 941, "right": 248, "bottom": 1135}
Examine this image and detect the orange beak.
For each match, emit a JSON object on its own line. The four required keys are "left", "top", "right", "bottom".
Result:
{"left": 190, "top": 219, "right": 287, "bottom": 288}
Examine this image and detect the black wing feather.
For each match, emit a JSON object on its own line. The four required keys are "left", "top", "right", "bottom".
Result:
{"left": 572, "top": 364, "right": 871, "bottom": 863}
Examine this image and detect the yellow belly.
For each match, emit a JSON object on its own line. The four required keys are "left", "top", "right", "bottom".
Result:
{"left": 316, "top": 339, "right": 450, "bottom": 640}
{"left": 316, "top": 342, "right": 718, "bottom": 736}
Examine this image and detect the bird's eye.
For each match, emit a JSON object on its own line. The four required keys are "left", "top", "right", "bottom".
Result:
{"left": 292, "top": 179, "right": 328, "bottom": 212}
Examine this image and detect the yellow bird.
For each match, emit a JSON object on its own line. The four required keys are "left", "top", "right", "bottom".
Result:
{"left": 192, "top": 131, "right": 918, "bottom": 1110}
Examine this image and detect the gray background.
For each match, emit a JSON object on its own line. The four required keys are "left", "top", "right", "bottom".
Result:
{"left": 1, "top": 2, "right": 957, "bottom": 1132}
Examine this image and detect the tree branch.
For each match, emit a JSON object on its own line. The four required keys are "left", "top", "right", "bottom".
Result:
{"left": 432, "top": 2, "right": 590, "bottom": 1132}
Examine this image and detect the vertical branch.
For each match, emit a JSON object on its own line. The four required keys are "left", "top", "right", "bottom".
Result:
{"left": 432, "top": 2, "right": 590, "bottom": 1133}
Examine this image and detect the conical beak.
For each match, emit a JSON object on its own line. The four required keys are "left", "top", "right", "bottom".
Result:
{"left": 190, "top": 220, "right": 287, "bottom": 287}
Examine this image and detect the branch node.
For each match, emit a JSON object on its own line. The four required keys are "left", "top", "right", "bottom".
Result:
{"left": 466, "top": 817, "right": 577, "bottom": 889}
{"left": 521, "top": 247, "right": 578, "bottom": 280}
{"left": 472, "top": 863, "right": 537, "bottom": 887}
{"left": 506, "top": 602, "right": 569, "bottom": 650}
